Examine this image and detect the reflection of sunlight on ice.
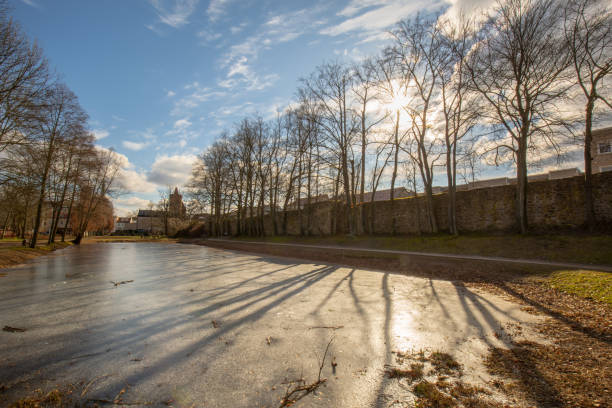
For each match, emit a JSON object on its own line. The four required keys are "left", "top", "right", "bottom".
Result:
{"left": 391, "top": 308, "right": 422, "bottom": 351}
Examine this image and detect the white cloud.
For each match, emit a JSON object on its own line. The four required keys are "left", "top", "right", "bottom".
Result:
{"left": 170, "top": 83, "right": 227, "bottom": 116}
{"left": 167, "top": 90, "right": 176, "bottom": 97}
{"left": 337, "top": 0, "right": 382, "bottom": 17}
{"left": 441, "top": 0, "right": 497, "bottom": 22}
{"left": 149, "top": 0, "right": 199, "bottom": 28}
{"left": 122, "top": 141, "right": 149, "bottom": 151}
{"left": 116, "top": 168, "right": 157, "bottom": 193}
{"left": 230, "top": 22, "right": 247, "bottom": 34}
{"left": 211, "top": 102, "right": 255, "bottom": 118}
{"left": 147, "top": 154, "right": 197, "bottom": 187}
{"left": 197, "top": 29, "right": 222, "bottom": 44}
{"left": 220, "top": 54, "right": 279, "bottom": 91}
{"left": 115, "top": 196, "right": 154, "bottom": 208}
{"left": 174, "top": 118, "right": 192, "bottom": 128}
{"left": 113, "top": 196, "right": 155, "bottom": 216}
{"left": 321, "top": 0, "right": 437, "bottom": 38}
{"left": 21, "top": 0, "right": 39, "bottom": 7}
{"left": 94, "top": 147, "right": 157, "bottom": 194}
{"left": 217, "top": 7, "right": 325, "bottom": 92}
{"left": 227, "top": 56, "right": 250, "bottom": 78}
{"left": 207, "top": 0, "right": 233, "bottom": 21}
{"left": 92, "top": 129, "right": 110, "bottom": 140}
{"left": 145, "top": 24, "right": 165, "bottom": 35}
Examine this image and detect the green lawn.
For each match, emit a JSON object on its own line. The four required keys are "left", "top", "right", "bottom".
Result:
{"left": 0, "top": 237, "right": 23, "bottom": 242}
{"left": 549, "top": 270, "right": 612, "bottom": 306}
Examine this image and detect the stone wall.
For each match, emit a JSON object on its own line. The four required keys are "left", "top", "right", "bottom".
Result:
{"left": 224, "top": 171, "right": 612, "bottom": 236}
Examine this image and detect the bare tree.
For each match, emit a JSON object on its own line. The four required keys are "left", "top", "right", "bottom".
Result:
{"left": 437, "top": 16, "right": 479, "bottom": 235}
{"left": 352, "top": 58, "right": 386, "bottom": 233}
{"left": 366, "top": 136, "right": 394, "bottom": 233}
{"left": 375, "top": 53, "right": 409, "bottom": 234}
{"left": 72, "top": 146, "right": 122, "bottom": 244}
{"left": 300, "top": 62, "right": 358, "bottom": 235}
{"left": 191, "top": 138, "right": 231, "bottom": 236}
{"left": 30, "top": 83, "right": 87, "bottom": 247}
{"left": 465, "top": 0, "right": 572, "bottom": 233}
{"left": 564, "top": 0, "right": 612, "bottom": 229}
{"left": 390, "top": 15, "right": 444, "bottom": 233}
{"left": 0, "top": 5, "right": 49, "bottom": 152}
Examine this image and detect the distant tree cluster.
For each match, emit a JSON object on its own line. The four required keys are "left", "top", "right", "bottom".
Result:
{"left": 189, "top": 0, "right": 611, "bottom": 236}
{"left": 0, "top": 1, "right": 121, "bottom": 245}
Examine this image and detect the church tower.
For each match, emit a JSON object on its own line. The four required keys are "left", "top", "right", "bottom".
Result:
{"left": 169, "top": 187, "right": 186, "bottom": 218}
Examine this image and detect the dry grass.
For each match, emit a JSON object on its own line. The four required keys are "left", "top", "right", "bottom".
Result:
{"left": 430, "top": 352, "right": 462, "bottom": 375}
{"left": 8, "top": 388, "right": 66, "bottom": 408}
{"left": 412, "top": 381, "right": 454, "bottom": 408}
{"left": 477, "top": 279, "right": 612, "bottom": 407}
{"left": 386, "top": 363, "right": 424, "bottom": 381}
{"left": 386, "top": 350, "right": 502, "bottom": 408}
{"left": 0, "top": 242, "right": 71, "bottom": 269}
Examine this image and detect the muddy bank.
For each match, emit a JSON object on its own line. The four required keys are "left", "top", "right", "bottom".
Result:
{"left": 192, "top": 239, "right": 563, "bottom": 282}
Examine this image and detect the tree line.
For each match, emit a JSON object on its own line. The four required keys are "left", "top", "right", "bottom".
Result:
{"left": 0, "top": 2, "right": 120, "bottom": 246}
{"left": 191, "top": 0, "right": 611, "bottom": 237}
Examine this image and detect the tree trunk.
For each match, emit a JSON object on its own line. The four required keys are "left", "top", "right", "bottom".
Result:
{"left": 332, "top": 169, "right": 340, "bottom": 234}
{"left": 446, "top": 140, "right": 458, "bottom": 235}
{"left": 341, "top": 150, "right": 353, "bottom": 235}
{"left": 360, "top": 113, "right": 366, "bottom": 234}
{"left": 47, "top": 206, "right": 58, "bottom": 244}
{"left": 451, "top": 137, "right": 458, "bottom": 235}
{"left": 516, "top": 143, "right": 529, "bottom": 234}
{"left": 584, "top": 99, "right": 595, "bottom": 230}
{"left": 49, "top": 167, "right": 71, "bottom": 244}
{"left": 30, "top": 164, "right": 51, "bottom": 248}
{"left": 390, "top": 109, "right": 400, "bottom": 235}
{"left": 61, "top": 184, "right": 77, "bottom": 242}
{"left": 0, "top": 211, "right": 10, "bottom": 239}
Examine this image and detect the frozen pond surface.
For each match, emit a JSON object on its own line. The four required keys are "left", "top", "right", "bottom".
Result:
{"left": 0, "top": 243, "right": 541, "bottom": 407}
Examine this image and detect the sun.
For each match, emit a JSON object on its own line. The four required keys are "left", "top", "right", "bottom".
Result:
{"left": 389, "top": 92, "right": 410, "bottom": 112}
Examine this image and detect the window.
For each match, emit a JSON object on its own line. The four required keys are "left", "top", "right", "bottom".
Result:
{"left": 598, "top": 141, "right": 612, "bottom": 154}
{"left": 600, "top": 166, "right": 612, "bottom": 173}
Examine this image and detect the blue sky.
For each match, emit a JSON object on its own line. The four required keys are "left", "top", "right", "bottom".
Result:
{"left": 11, "top": 0, "right": 497, "bottom": 214}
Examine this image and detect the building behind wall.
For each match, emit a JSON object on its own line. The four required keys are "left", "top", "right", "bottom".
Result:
{"left": 358, "top": 188, "right": 414, "bottom": 202}
{"left": 592, "top": 126, "right": 612, "bottom": 173}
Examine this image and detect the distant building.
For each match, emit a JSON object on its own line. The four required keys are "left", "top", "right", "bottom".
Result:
{"left": 41, "top": 205, "right": 71, "bottom": 235}
{"left": 358, "top": 187, "right": 414, "bottom": 203}
{"left": 469, "top": 177, "right": 511, "bottom": 189}
{"left": 169, "top": 187, "right": 186, "bottom": 218}
{"left": 287, "top": 194, "right": 329, "bottom": 209}
{"left": 137, "top": 210, "right": 164, "bottom": 234}
{"left": 549, "top": 168, "right": 582, "bottom": 179}
{"left": 592, "top": 126, "right": 612, "bottom": 173}
{"left": 114, "top": 216, "right": 137, "bottom": 232}
{"left": 449, "top": 167, "right": 584, "bottom": 192}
